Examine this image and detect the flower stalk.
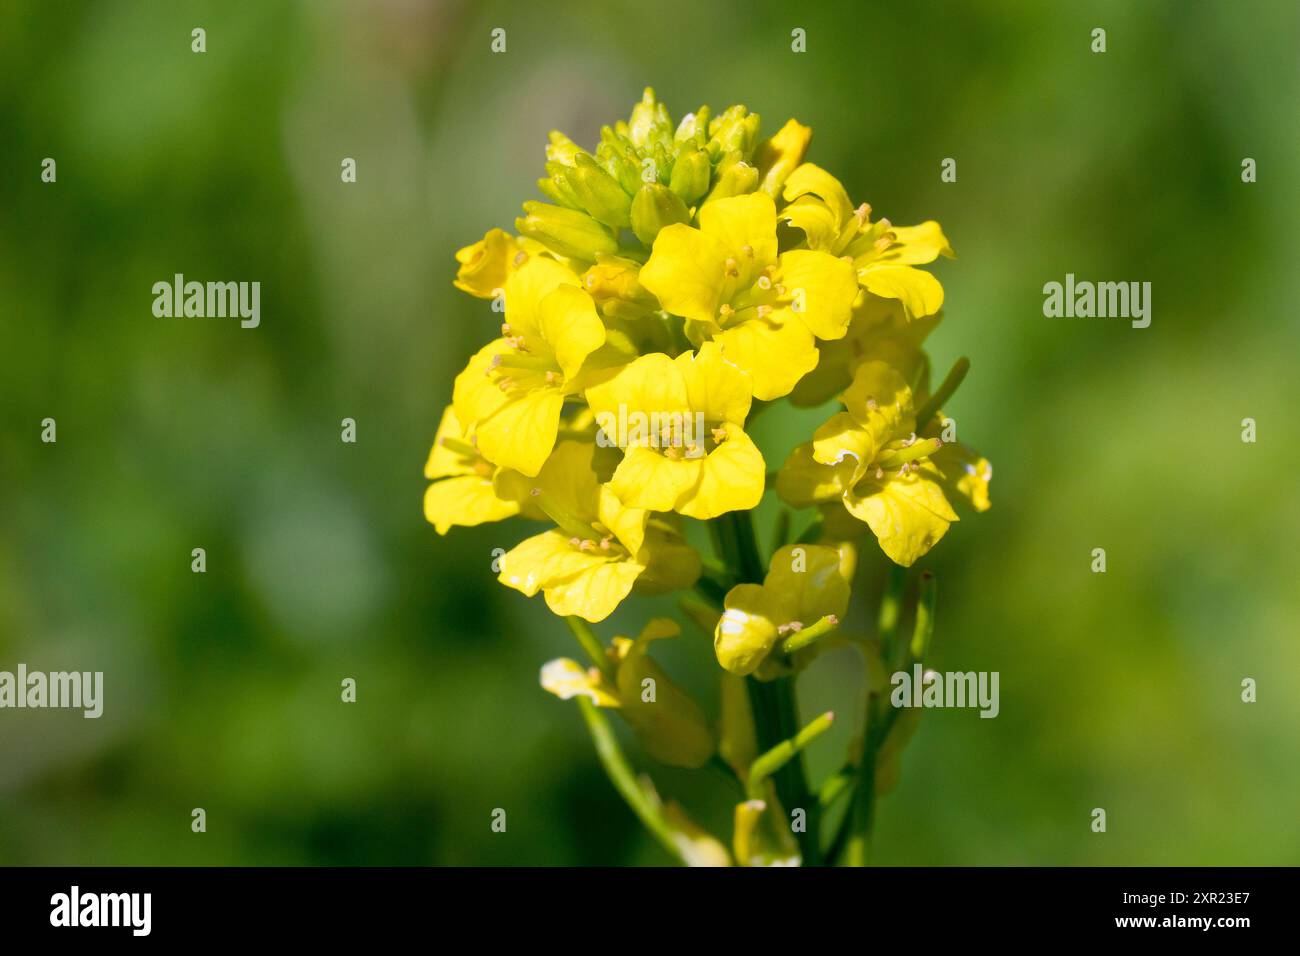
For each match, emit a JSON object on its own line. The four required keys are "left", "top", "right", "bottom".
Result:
{"left": 429, "top": 88, "right": 990, "bottom": 866}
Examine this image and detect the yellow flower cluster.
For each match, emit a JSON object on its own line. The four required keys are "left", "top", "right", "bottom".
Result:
{"left": 425, "top": 91, "right": 992, "bottom": 863}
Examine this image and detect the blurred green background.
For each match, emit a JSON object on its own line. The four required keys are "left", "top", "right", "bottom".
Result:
{"left": 2, "top": 0, "right": 1297, "bottom": 865}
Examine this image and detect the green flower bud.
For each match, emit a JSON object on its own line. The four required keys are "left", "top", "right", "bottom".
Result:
{"left": 669, "top": 148, "right": 711, "bottom": 206}
{"left": 703, "top": 153, "right": 760, "bottom": 205}
{"left": 568, "top": 154, "right": 632, "bottom": 228}
{"left": 545, "top": 130, "right": 584, "bottom": 166}
{"left": 708, "top": 105, "right": 761, "bottom": 161}
{"left": 538, "top": 164, "right": 582, "bottom": 210}
{"left": 674, "top": 105, "right": 710, "bottom": 146}
{"left": 630, "top": 183, "right": 690, "bottom": 246}
{"left": 515, "top": 201, "right": 618, "bottom": 260}
{"left": 626, "top": 87, "right": 673, "bottom": 149}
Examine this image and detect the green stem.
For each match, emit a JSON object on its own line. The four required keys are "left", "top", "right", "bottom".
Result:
{"left": 566, "top": 616, "right": 612, "bottom": 679}
{"left": 576, "top": 697, "right": 685, "bottom": 865}
{"left": 747, "top": 711, "right": 835, "bottom": 800}
{"left": 714, "top": 508, "right": 822, "bottom": 865}
{"left": 916, "top": 356, "right": 969, "bottom": 426}
{"left": 843, "top": 562, "right": 907, "bottom": 866}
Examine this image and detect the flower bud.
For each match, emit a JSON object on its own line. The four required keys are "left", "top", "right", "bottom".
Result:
{"left": 630, "top": 182, "right": 691, "bottom": 246}
{"left": 703, "top": 153, "right": 760, "bottom": 205}
{"left": 669, "top": 148, "right": 711, "bottom": 206}
{"left": 515, "top": 201, "right": 618, "bottom": 261}
{"left": 708, "top": 105, "right": 761, "bottom": 161}
{"left": 568, "top": 154, "right": 632, "bottom": 228}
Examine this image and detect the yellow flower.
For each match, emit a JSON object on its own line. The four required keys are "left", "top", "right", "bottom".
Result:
{"left": 497, "top": 441, "right": 699, "bottom": 621}
{"left": 781, "top": 164, "right": 954, "bottom": 320}
{"left": 452, "top": 228, "right": 555, "bottom": 298}
{"left": 584, "top": 341, "right": 765, "bottom": 520}
{"left": 540, "top": 619, "right": 713, "bottom": 768}
{"left": 638, "top": 192, "right": 858, "bottom": 400}
{"left": 714, "top": 544, "right": 851, "bottom": 676}
{"left": 452, "top": 257, "right": 609, "bottom": 477}
{"left": 422, "top": 406, "right": 523, "bottom": 534}
{"left": 776, "top": 360, "right": 962, "bottom": 567}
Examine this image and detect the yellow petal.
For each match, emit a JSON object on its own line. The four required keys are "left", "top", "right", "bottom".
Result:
{"left": 756, "top": 118, "right": 812, "bottom": 197}
{"left": 932, "top": 441, "right": 993, "bottom": 513}
{"left": 475, "top": 387, "right": 565, "bottom": 477}
{"left": 539, "top": 657, "right": 620, "bottom": 707}
{"left": 424, "top": 406, "right": 473, "bottom": 479}
{"left": 451, "top": 340, "right": 511, "bottom": 428}
{"left": 783, "top": 163, "right": 854, "bottom": 233}
{"left": 532, "top": 439, "right": 603, "bottom": 527}
{"left": 811, "top": 411, "right": 876, "bottom": 472}
{"left": 542, "top": 559, "right": 644, "bottom": 622}
{"left": 585, "top": 352, "right": 689, "bottom": 429}
{"left": 779, "top": 197, "right": 845, "bottom": 253}
{"left": 775, "top": 442, "right": 851, "bottom": 509}
{"left": 714, "top": 313, "right": 819, "bottom": 401}
{"left": 839, "top": 360, "right": 914, "bottom": 436}
{"left": 537, "top": 284, "right": 606, "bottom": 382}
{"left": 503, "top": 255, "right": 581, "bottom": 336}
{"left": 679, "top": 425, "right": 765, "bottom": 520}
{"left": 597, "top": 484, "right": 648, "bottom": 557}
{"left": 639, "top": 223, "right": 730, "bottom": 324}
{"left": 858, "top": 262, "right": 945, "bottom": 319}
{"left": 453, "top": 228, "right": 520, "bottom": 298}
{"left": 844, "top": 469, "right": 958, "bottom": 567}
{"left": 698, "top": 193, "right": 778, "bottom": 279}
{"left": 498, "top": 530, "right": 603, "bottom": 596}
{"left": 764, "top": 544, "right": 851, "bottom": 624}
{"left": 677, "top": 341, "right": 752, "bottom": 426}
{"left": 778, "top": 249, "right": 858, "bottom": 340}
{"left": 609, "top": 446, "right": 700, "bottom": 513}
{"left": 423, "top": 475, "right": 518, "bottom": 534}
{"left": 882, "top": 221, "right": 954, "bottom": 265}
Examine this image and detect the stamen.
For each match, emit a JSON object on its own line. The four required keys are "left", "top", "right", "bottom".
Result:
{"left": 719, "top": 303, "right": 734, "bottom": 319}
{"left": 513, "top": 251, "right": 528, "bottom": 266}
{"left": 854, "top": 202, "right": 871, "bottom": 222}
{"left": 755, "top": 304, "right": 772, "bottom": 318}
{"left": 711, "top": 426, "right": 728, "bottom": 444}
{"left": 742, "top": 244, "right": 754, "bottom": 257}
{"left": 757, "top": 275, "right": 772, "bottom": 290}
{"left": 500, "top": 323, "right": 512, "bottom": 335}
{"left": 724, "top": 257, "right": 739, "bottom": 277}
